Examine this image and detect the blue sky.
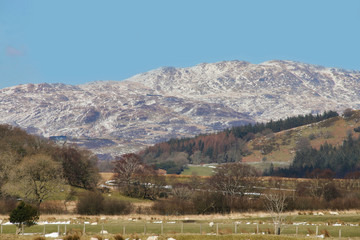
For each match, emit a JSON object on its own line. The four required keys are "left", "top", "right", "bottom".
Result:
{"left": 1, "top": 0, "right": 359, "bottom": 89}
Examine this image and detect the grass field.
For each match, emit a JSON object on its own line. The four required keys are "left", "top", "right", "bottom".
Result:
{"left": 1, "top": 212, "right": 360, "bottom": 239}
{"left": 0, "top": 233, "right": 314, "bottom": 240}
{"left": 181, "top": 164, "right": 216, "bottom": 176}
{"left": 0, "top": 222, "right": 358, "bottom": 239}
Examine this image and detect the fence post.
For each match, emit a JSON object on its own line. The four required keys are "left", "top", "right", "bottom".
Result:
{"left": 22, "top": 225, "right": 24, "bottom": 235}
{"left": 65, "top": 224, "right": 67, "bottom": 235}
{"left": 296, "top": 226, "right": 298, "bottom": 236}
{"left": 123, "top": 225, "right": 126, "bottom": 235}
{"left": 58, "top": 225, "right": 60, "bottom": 235}
{"left": 181, "top": 222, "right": 183, "bottom": 234}
{"left": 235, "top": 223, "right": 237, "bottom": 234}
{"left": 257, "top": 223, "right": 259, "bottom": 234}
{"left": 200, "top": 223, "right": 202, "bottom": 234}
{"left": 339, "top": 229, "right": 341, "bottom": 239}
{"left": 216, "top": 223, "right": 219, "bottom": 235}
{"left": 83, "top": 223, "right": 86, "bottom": 235}
{"left": 161, "top": 222, "right": 163, "bottom": 235}
{"left": 43, "top": 224, "right": 46, "bottom": 235}
{"left": 316, "top": 226, "right": 318, "bottom": 236}
{"left": 274, "top": 223, "right": 277, "bottom": 235}
{"left": 101, "top": 224, "right": 104, "bottom": 234}
{"left": 144, "top": 224, "right": 146, "bottom": 235}
{"left": 1, "top": 224, "right": 2, "bottom": 234}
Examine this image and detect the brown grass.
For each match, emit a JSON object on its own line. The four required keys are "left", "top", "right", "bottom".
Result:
{"left": 99, "top": 172, "right": 114, "bottom": 183}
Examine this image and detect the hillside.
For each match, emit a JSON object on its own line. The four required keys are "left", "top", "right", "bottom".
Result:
{"left": 1, "top": 60, "right": 360, "bottom": 158}
{"left": 244, "top": 110, "right": 360, "bottom": 163}
{"left": 141, "top": 110, "right": 360, "bottom": 174}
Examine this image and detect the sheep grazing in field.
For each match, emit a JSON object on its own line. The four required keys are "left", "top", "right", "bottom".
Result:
{"left": 147, "top": 236, "right": 158, "bottom": 240}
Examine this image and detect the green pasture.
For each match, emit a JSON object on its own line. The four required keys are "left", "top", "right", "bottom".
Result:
{"left": 1, "top": 213, "right": 360, "bottom": 238}
{"left": 181, "top": 164, "right": 216, "bottom": 176}
{"left": 242, "top": 213, "right": 360, "bottom": 224}
{"left": 180, "top": 162, "right": 293, "bottom": 177}
{"left": 0, "top": 233, "right": 313, "bottom": 240}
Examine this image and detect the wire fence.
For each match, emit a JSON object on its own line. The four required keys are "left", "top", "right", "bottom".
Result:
{"left": 0, "top": 221, "right": 358, "bottom": 238}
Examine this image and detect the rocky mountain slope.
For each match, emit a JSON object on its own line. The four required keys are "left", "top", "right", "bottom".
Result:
{"left": 1, "top": 60, "right": 359, "bottom": 158}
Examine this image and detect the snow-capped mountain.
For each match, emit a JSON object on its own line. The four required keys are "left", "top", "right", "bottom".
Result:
{"left": 1, "top": 60, "right": 359, "bottom": 158}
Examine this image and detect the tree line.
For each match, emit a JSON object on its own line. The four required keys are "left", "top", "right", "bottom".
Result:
{"left": 230, "top": 110, "right": 339, "bottom": 138}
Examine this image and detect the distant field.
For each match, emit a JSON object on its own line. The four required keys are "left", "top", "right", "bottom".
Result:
{"left": 99, "top": 172, "right": 114, "bottom": 182}
{"left": 180, "top": 162, "right": 292, "bottom": 177}
{"left": 181, "top": 164, "right": 216, "bottom": 176}
{"left": 246, "top": 161, "right": 290, "bottom": 172}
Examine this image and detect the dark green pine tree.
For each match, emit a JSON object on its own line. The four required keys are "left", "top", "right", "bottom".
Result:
{"left": 9, "top": 201, "right": 39, "bottom": 234}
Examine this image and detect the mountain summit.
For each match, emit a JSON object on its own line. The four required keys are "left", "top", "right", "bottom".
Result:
{"left": 1, "top": 60, "right": 359, "bottom": 157}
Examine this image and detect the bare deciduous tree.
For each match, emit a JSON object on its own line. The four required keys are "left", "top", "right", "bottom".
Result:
{"left": 344, "top": 171, "right": 360, "bottom": 190}
{"left": 132, "top": 165, "right": 167, "bottom": 200}
{"left": 307, "top": 169, "right": 336, "bottom": 199}
{"left": 171, "top": 183, "right": 192, "bottom": 200}
{"left": 113, "top": 154, "right": 166, "bottom": 199}
{"left": 113, "top": 153, "right": 142, "bottom": 195}
{"left": 209, "top": 162, "right": 259, "bottom": 196}
{"left": 264, "top": 192, "right": 287, "bottom": 235}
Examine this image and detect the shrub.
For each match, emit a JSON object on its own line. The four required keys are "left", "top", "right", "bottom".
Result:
{"left": 308, "top": 133, "right": 316, "bottom": 140}
{"left": 76, "top": 191, "right": 104, "bottom": 215}
{"left": 327, "top": 195, "right": 360, "bottom": 210}
{"left": 39, "top": 201, "right": 67, "bottom": 214}
{"left": 321, "top": 229, "right": 331, "bottom": 238}
{"left": 323, "top": 182, "right": 341, "bottom": 201}
{"left": 114, "top": 235, "right": 125, "bottom": 240}
{"left": 191, "top": 191, "right": 230, "bottom": 214}
{"left": 152, "top": 198, "right": 195, "bottom": 215}
{"left": 225, "top": 196, "right": 265, "bottom": 212}
{"left": 63, "top": 234, "right": 81, "bottom": 240}
{"left": 77, "top": 191, "right": 134, "bottom": 215}
{"left": 65, "top": 228, "right": 82, "bottom": 236}
{"left": 354, "top": 126, "right": 360, "bottom": 132}
{"left": 102, "top": 199, "right": 133, "bottom": 215}
{"left": 292, "top": 197, "right": 324, "bottom": 210}
{"left": 152, "top": 193, "right": 267, "bottom": 215}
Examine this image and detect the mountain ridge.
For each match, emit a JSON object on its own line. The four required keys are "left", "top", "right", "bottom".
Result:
{"left": 1, "top": 60, "right": 359, "bottom": 158}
